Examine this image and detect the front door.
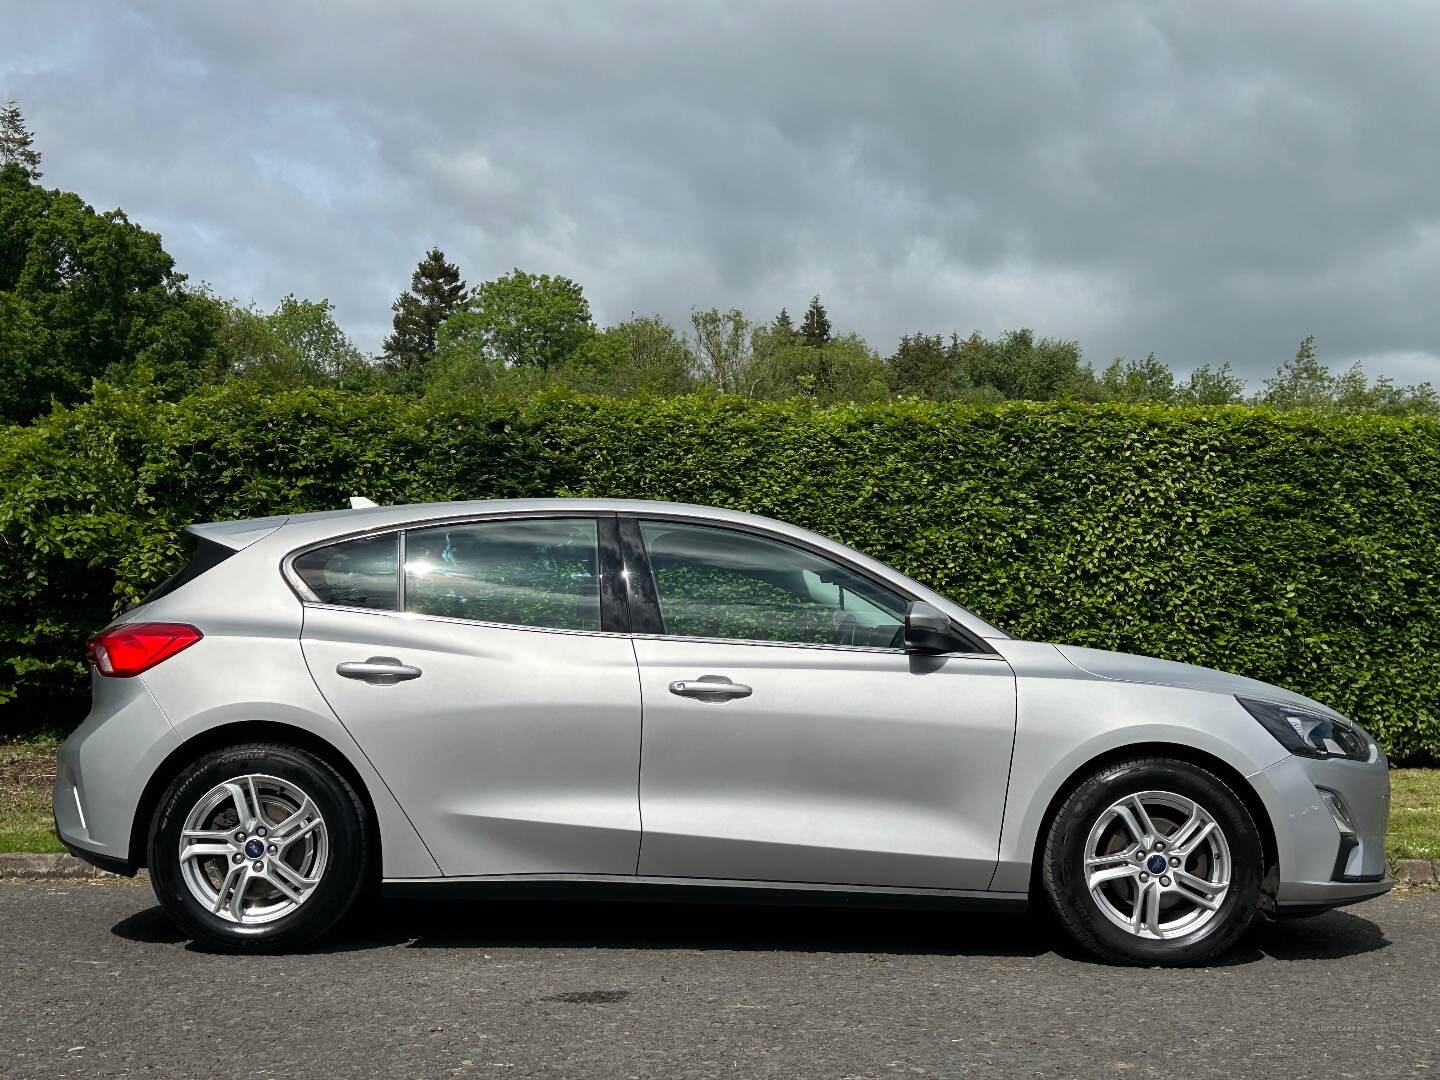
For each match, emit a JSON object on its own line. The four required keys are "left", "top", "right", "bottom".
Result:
{"left": 297, "top": 515, "right": 642, "bottom": 878}
{"left": 627, "top": 518, "right": 1016, "bottom": 891}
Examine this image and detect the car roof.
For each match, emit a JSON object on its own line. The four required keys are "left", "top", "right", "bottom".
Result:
{"left": 189, "top": 498, "right": 822, "bottom": 552}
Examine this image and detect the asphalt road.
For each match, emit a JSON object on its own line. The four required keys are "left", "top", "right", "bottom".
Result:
{"left": 0, "top": 882, "right": 1436, "bottom": 1080}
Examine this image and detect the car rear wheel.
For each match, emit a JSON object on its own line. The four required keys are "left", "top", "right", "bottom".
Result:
{"left": 148, "top": 742, "right": 371, "bottom": 951}
{"left": 1042, "top": 756, "right": 1263, "bottom": 966}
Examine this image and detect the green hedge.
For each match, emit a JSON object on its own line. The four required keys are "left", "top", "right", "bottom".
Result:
{"left": 4, "top": 384, "right": 1439, "bottom": 758}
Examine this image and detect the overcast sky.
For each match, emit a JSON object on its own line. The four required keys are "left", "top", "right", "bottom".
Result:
{"left": 6, "top": 1, "right": 1440, "bottom": 386}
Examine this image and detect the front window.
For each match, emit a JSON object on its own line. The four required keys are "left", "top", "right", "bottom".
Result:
{"left": 638, "top": 520, "right": 908, "bottom": 647}
{"left": 404, "top": 517, "right": 602, "bottom": 631}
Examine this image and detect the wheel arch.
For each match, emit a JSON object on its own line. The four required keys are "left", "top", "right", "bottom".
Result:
{"left": 1026, "top": 741, "right": 1280, "bottom": 909}
{"left": 128, "top": 720, "right": 382, "bottom": 872}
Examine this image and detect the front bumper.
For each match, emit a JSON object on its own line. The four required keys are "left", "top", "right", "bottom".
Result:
{"left": 1250, "top": 749, "right": 1394, "bottom": 912}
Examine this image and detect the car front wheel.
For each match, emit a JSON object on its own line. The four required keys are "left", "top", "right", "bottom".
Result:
{"left": 147, "top": 742, "right": 371, "bottom": 951}
{"left": 1042, "top": 756, "right": 1263, "bottom": 966}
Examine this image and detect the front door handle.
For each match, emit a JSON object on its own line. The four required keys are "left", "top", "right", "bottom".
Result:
{"left": 669, "top": 675, "right": 752, "bottom": 702}
{"left": 336, "top": 656, "right": 422, "bottom": 685}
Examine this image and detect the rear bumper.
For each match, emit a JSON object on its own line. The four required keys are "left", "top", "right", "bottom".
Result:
{"left": 53, "top": 672, "right": 179, "bottom": 868}
{"left": 59, "top": 833, "right": 138, "bottom": 877}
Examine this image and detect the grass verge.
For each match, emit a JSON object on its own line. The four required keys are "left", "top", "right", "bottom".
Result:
{"left": 2, "top": 734, "right": 1437, "bottom": 864}
{"left": 0, "top": 734, "right": 64, "bottom": 854}
{"left": 1389, "top": 768, "right": 1439, "bottom": 861}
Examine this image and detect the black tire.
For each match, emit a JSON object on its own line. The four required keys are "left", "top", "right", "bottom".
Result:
{"left": 148, "top": 742, "right": 371, "bottom": 952}
{"left": 1042, "top": 756, "right": 1262, "bottom": 966}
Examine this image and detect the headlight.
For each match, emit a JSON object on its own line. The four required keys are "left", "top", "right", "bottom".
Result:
{"left": 1236, "top": 696, "right": 1373, "bottom": 762}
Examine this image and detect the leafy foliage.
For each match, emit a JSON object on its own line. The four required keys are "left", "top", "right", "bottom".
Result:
{"left": 215, "top": 293, "right": 380, "bottom": 390}
{"left": 751, "top": 332, "right": 890, "bottom": 403}
{"left": 885, "top": 329, "right": 1092, "bottom": 402}
{"left": 3, "top": 386, "right": 1438, "bottom": 760}
{"left": 439, "top": 269, "right": 594, "bottom": 371}
{"left": 0, "top": 164, "right": 222, "bottom": 421}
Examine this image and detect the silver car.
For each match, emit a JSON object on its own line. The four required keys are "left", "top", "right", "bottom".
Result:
{"left": 55, "top": 498, "right": 1392, "bottom": 964}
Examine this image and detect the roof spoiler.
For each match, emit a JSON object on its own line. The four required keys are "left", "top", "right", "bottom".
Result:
{"left": 185, "top": 515, "right": 289, "bottom": 552}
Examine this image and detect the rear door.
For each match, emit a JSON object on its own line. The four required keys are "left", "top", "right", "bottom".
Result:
{"left": 625, "top": 517, "right": 1016, "bottom": 891}
{"left": 297, "top": 514, "right": 643, "bottom": 878}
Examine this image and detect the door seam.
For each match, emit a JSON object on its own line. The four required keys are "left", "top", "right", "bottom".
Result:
{"left": 630, "top": 634, "right": 646, "bottom": 875}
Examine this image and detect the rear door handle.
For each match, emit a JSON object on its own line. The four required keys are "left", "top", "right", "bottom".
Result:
{"left": 336, "top": 656, "right": 422, "bottom": 685}
{"left": 669, "top": 675, "right": 752, "bottom": 702}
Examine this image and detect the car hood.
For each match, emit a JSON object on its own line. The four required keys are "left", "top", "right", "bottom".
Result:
{"left": 1052, "top": 644, "right": 1344, "bottom": 719}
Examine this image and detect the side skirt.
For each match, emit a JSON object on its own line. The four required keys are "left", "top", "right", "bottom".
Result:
{"left": 381, "top": 873, "right": 1029, "bottom": 912}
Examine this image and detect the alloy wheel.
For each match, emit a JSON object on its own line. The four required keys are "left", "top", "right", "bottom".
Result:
{"left": 1083, "top": 789, "right": 1231, "bottom": 940}
{"left": 177, "top": 773, "right": 329, "bottom": 924}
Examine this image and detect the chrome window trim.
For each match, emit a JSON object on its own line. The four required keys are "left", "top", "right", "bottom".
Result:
{"left": 295, "top": 602, "right": 1000, "bottom": 658}
{"left": 280, "top": 507, "right": 997, "bottom": 657}
{"left": 623, "top": 512, "right": 998, "bottom": 656}
{"left": 299, "top": 601, "right": 635, "bottom": 641}
{"left": 628, "top": 630, "right": 1005, "bottom": 660}
{"left": 281, "top": 510, "right": 611, "bottom": 608}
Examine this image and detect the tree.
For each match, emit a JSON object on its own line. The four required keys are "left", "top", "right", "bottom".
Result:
{"left": 751, "top": 332, "right": 889, "bottom": 403}
{"left": 1176, "top": 362, "right": 1245, "bottom": 405}
{"left": 750, "top": 308, "right": 800, "bottom": 373}
{"left": 569, "top": 314, "right": 696, "bottom": 395}
{"left": 1098, "top": 353, "right": 1176, "bottom": 403}
{"left": 0, "top": 100, "right": 42, "bottom": 178}
{"left": 885, "top": 333, "right": 979, "bottom": 399}
{"left": 440, "top": 268, "right": 594, "bottom": 370}
{"left": 800, "top": 295, "right": 832, "bottom": 348}
{"left": 690, "top": 308, "right": 755, "bottom": 394}
{"left": 1331, "top": 362, "right": 1438, "bottom": 416}
{"left": 219, "top": 294, "right": 376, "bottom": 390}
{"left": 382, "top": 247, "right": 466, "bottom": 377}
{"left": 0, "top": 164, "right": 219, "bottom": 422}
{"left": 947, "top": 328, "right": 1089, "bottom": 401}
{"left": 1259, "top": 336, "right": 1333, "bottom": 410}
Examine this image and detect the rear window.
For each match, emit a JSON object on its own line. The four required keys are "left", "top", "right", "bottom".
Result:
{"left": 141, "top": 534, "right": 237, "bottom": 605}
{"left": 292, "top": 534, "right": 399, "bottom": 610}
{"left": 403, "top": 517, "right": 601, "bottom": 630}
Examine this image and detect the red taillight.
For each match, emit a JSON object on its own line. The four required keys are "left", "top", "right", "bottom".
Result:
{"left": 85, "top": 623, "right": 203, "bottom": 677}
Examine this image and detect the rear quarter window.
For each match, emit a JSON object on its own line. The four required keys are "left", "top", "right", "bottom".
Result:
{"left": 292, "top": 534, "right": 399, "bottom": 610}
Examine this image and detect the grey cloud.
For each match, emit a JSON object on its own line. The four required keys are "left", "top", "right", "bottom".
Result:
{"left": 5, "top": 0, "right": 1439, "bottom": 387}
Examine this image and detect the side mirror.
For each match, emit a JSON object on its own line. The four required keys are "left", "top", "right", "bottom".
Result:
{"left": 904, "top": 600, "right": 958, "bottom": 653}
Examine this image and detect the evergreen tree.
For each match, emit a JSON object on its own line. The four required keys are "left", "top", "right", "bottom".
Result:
{"left": 383, "top": 247, "right": 467, "bottom": 375}
{"left": 0, "top": 100, "right": 42, "bottom": 178}
{"left": 800, "top": 295, "right": 832, "bottom": 347}
{"left": 886, "top": 333, "right": 962, "bottom": 398}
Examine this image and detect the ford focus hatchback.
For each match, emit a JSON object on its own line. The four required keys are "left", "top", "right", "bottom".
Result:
{"left": 56, "top": 499, "right": 1392, "bottom": 964}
